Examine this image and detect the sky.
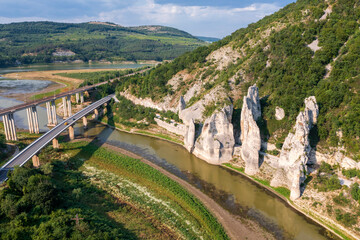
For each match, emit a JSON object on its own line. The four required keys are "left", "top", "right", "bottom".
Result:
{"left": 0, "top": 0, "right": 295, "bottom": 38}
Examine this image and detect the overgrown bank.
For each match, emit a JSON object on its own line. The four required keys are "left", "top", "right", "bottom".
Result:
{"left": 0, "top": 139, "right": 228, "bottom": 240}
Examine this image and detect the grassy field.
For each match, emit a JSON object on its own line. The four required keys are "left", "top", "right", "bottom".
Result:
{"left": 37, "top": 140, "right": 228, "bottom": 239}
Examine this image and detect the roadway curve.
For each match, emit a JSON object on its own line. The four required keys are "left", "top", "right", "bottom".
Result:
{"left": 0, "top": 94, "right": 114, "bottom": 182}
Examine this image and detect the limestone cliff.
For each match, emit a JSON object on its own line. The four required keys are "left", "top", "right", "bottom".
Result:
{"left": 192, "top": 105, "right": 235, "bottom": 164}
{"left": 270, "top": 96, "right": 319, "bottom": 200}
{"left": 184, "top": 118, "right": 196, "bottom": 152}
{"left": 240, "top": 84, "right": 262, "bottom": 175}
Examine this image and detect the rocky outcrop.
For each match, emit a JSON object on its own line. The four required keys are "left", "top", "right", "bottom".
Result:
{"left": 179, "top": 85, "right": 227, "bottom": 125}
{"left": 184, "top": 119, "right": 196, "bottom": 152}
{"left": 154, "top": 118, "right": 186, "bottom": 136}
{"left": 119, "top": 91, "right": 176, "bottom": 112}
{"left": 275, "top": 107, "right": 285, "bottom": 120}
{"left": 192, "top": 105, "right": 235, "bottom": 164}
{"left": 270, "top": 96, "right": 319, "bottom": 200}
{"left": 240, "top": 84, "right": 262, "bottom": 175}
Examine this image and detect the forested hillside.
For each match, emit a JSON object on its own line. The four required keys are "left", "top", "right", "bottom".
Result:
{"left": 0, "top": 21, "right": 206, "bottom": 67}
{"left": 115, "top": 0, "right": 360, "bottom": 157}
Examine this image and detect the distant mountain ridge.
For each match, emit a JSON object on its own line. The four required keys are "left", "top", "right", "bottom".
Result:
{"left": 0, "top": 21, "right": 207, "bottom": 67}
{"left": 195, "top": 36, "right": 220, "bottom": 43}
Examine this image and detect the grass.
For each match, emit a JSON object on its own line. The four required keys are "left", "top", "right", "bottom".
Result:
{"left": 135, "top": 130, "right": 184, "bottom": 145}
{"left": 222, "top": 163, "right": 291, "bottom": 199}
{"left": 59, "top": 141, "right": 228, "bottom": 239}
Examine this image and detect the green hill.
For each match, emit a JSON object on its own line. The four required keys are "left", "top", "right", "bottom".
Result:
{"left": 116, "top": 0, "right": 360, "bottom": 156}
{"left": 0, "top": 21, "right": 207, "bottom": 67}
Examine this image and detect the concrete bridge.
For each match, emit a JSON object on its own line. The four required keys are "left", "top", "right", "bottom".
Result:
{"left": 0, "top": 81, "right": 106, "bottom": 141}
{"left": 0, "top": 94, "right": 114, "bottom": 182}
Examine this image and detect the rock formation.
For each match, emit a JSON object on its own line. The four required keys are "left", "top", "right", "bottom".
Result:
{"left": 270, "top": 96, "right": 319, "bottom": 200}
{"left": 184, "top": 118, "right": 196, "bottom": 152}
{"left": 192, "top": 105, "right": 235, "bottom": 164}
{"left": 240, "top": 84, "right": 262, "bottom": 175}
{"left": 275, "top": 107, "right": 285, "bottom": 120}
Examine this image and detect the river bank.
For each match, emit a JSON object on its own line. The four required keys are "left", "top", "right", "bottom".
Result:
{"left": 74, "top": 137, "right": 275, "bottom": 240}
{"left": 98, "top": 119, "right": 351, "bottom": 240}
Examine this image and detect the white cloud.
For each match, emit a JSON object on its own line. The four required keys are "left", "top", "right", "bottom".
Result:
{"left": 0, "top": 0, "right": 282, "bottom": 37}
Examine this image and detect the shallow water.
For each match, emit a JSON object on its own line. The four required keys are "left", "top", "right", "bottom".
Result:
{"left": 0, "top": 78, "right": 54, "bottom": 95}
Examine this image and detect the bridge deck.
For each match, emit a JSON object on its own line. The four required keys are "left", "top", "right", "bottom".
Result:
{"left": 0, "top": 94, "right": 113, "bottom": 182}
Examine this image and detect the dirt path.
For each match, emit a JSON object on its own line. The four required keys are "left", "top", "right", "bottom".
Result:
{"left": 73, "top": 138, "right": 275, "bottom": 240}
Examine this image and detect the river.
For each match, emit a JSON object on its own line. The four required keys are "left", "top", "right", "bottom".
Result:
{"left": 0, "top": 65, "right": 338, "bottom": 240}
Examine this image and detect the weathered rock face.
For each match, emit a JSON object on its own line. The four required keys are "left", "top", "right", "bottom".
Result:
{"left": 178, "top": 96, "right": 186, "bottom": 113}
{"left": 275, "top": 107, "right": 285, "bottom": 120}
{"left": 192, "top": 105, "right": 235, "bottom": 164}
{"left": 240, "top": 84, "right": 262, "bottom": 175}
{"left": 270, "top": 96, "right": 319, "bottom": 200}
{"left": 184, "top": 118, "right": 196, "bottom": 152}
{"left": 154, "top": 118, "right": 186, "bottom": 136}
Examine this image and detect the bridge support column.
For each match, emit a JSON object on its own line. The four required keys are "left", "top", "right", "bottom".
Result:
{"left": 51, "top": 100, "right": 57, "bottom": 125}
{"left": 30, "top": 106, "right": 39, "bottom": 134}
{"left": 67, "top": 96, "right": 72, "bottom": 117}
{"left": 82, "top": 116, "right": 88, "bottom": 129}
{"left": 69, "top": 125, "right": 75, "bottom": 140}
{"left": 62, "top": 97, "right": 68, "bottom": 118}
{"left": 32, "top": 155, "right": 40, "bottom": 168}
{"left": 52, "top": 138, "right": 59, "bottom": 149}
{"left": 76, "top": 93, "right": 80, "bottom": 104}
{"left": 4, "top": 113, "right": 17, "bottom": 141}
{"left": 46, "top": 101, "right": 57, "bottom": 126}
{"left": 26, "top": 108, "right": 34, "bottom": 133}
{"left": 3, "top": 114, "right": 13, "bottom": 141}
{"left": 94, "top": 109, "right": 99, "bottom": 120}
{"left": 46, "top": 102, "right": 51, "bottom": 125}
{"left": 80, "top": 92, "right": 84, "bottom": 104}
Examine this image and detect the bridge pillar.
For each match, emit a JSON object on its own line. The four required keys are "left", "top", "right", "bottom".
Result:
{"left": 30, "top": 106, "right": 39, "bottom": 134}
{"left": 3, "top": 114, "right": 11, "bottom": 141}
{"left": 76, "top": 93, "right": 80, "bottom": 104}
{"left": 69, "top": 125, "right": 75, "bottom": 140}
{"left": 32, "top": 155, "right": 40, "bottom": 168}
{"left": 4, "top": 113, "right": 17, "bottom": 141}
{"left": 67, "top": 96, "right": 72, "bottom": 117}
{"left": 52, "top": 138, "right": 59, "bottom": 149}
{"left": 51, "top": 100, "right": 57, "bottom": 125}
{"left": 46, "top": 102, "right": 51, "bottom": 125}
{"left": 62, "top": 97, "right": 68, "bottom": 118}
{"left": 26, "top": 108, "right": 34, "bottom": 133}
{"left": 80, "top": 92, "right": 84, "bottom": 104}
{"left": 46, "top": 101, "right": 57, "bottom": 126}
{"left": 94, "top": 108, "right": 99, "bottom": 120}
{"left": 82, "top": 116, "right": 88, "bottom": 129}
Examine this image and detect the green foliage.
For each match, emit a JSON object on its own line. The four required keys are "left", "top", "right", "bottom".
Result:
{"left": 109, "top": 94, "right": 181, "bottom": 129}
{"left": 351, "top": 183, "right": 360, "bottom": 202}
{"left": 335, "top": 209, "right": 358, "bottom": 227}
{"left": 342, "top": 168, "right": 360, "bottom": 179}
{"left": 314, "top": 164, "right": 342, "bottom": 192}
{"left": 333, "top": 192, "right": 350, "bottom": 205}
{"left": 0, "top": 21, "right": 207, "bottom": 67}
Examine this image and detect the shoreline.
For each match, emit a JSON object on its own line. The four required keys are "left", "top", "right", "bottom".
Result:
{"left": 98, "top": 120, "right": 352, "bottom": 240}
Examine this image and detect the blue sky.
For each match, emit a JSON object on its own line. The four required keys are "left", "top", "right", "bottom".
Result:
{"left": 0, "top": 0, "right": 295, "bottom": 38}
